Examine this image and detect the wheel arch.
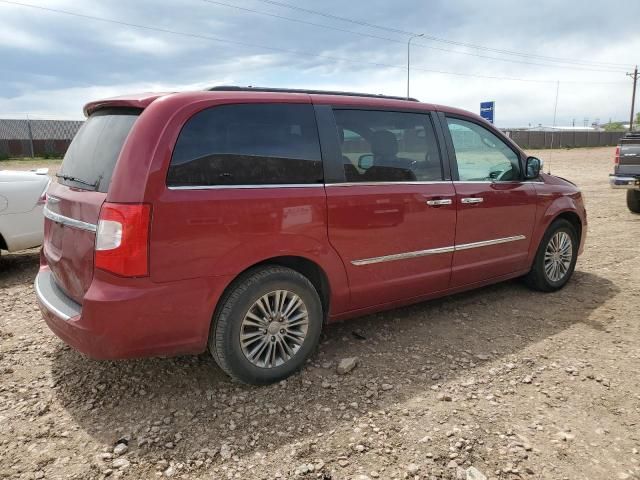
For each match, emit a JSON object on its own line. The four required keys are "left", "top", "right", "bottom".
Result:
{"left": 211, "top": 255, "right": 333, "bottom": 334}
{"left": 553, "top": 211, "right": 582, "bottom": 243}
{"left": 252, "top": 255, "right": 331, "bottom": 319}
{"left": 527, "top": 205, "right": 584, "bottom": 270}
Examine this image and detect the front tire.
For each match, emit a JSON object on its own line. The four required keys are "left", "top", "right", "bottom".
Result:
{"left": 525, "top": 219, "right": 578, "bottom": 292}
{"left": 627, "top": 190, "right": 640, "bottom": 214}
{"left": 209, "top": 266, "right": 323, "bottom": 385}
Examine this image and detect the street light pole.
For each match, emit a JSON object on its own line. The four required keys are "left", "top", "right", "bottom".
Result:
{"left": 407, "top": 33, "right": 424, "bottom": 99}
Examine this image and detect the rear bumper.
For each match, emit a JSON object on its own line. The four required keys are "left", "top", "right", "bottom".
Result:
{"left": 35, "top": 268, "right": 93, "bottom": 355}
{"left": 609, "top": 174, "right": 640, "bottom": 190}
{"left": 35, "top": 266, "right": 232, "bottom": 360}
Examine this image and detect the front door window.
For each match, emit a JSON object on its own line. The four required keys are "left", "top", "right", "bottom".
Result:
{"left": 446, "top": 117, "right": 521, "bottom": 181}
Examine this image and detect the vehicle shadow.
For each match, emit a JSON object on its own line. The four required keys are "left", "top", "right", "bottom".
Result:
{"left": 50, "top": 270, "right": 617, "bottom": 468}
{"left": 0, "top": 249, "right": 39, "bottom": 288}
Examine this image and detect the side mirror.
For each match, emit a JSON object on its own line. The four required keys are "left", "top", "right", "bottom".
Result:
{"left": 525, "top": 156, "right": 543, "bottom": 179}
{"left": 358, "top": 154, "right": 374, "bottom": 170}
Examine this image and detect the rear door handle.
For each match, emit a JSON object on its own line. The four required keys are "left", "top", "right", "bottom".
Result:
{"left": 426, "top": 198, "right": 453, "bottom": 206}
{"left": 461, "top": 197, "right": 484, "bottom": 204}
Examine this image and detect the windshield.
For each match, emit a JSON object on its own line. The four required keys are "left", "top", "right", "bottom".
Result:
{"left": 58, "top": 108, "right": 141, "bottom": 192}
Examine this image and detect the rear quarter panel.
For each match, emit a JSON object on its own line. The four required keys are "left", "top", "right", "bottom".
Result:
{"left": 150, "top": 186, "right": 351, "bottom": 315}
{"left": 109, "top": 92, "right": 350, "bottom": 316}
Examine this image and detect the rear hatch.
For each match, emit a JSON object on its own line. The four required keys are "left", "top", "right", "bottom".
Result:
{"left": 44, "top": 108, "right": 141, "bottom": 303}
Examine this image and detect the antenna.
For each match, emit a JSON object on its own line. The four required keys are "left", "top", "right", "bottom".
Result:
{"left": 548, "top": 80, "right": 560, "bottom": 174}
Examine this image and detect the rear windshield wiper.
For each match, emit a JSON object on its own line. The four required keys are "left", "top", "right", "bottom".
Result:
{"left": 55, "top": 173, "right": 97, "bottom": 189}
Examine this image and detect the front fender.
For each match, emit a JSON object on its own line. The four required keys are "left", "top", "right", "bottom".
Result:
{"left": 527, "top": 185, "right": 586, "bottom": 268}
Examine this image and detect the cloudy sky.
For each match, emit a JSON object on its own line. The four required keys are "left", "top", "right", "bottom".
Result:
{"left": 1, "top": 0, "right": 639, "bottom": 127}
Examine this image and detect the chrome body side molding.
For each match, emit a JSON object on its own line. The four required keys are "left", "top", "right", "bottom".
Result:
{"left": 351, "top": 235, "right": 526, "bottom": 266}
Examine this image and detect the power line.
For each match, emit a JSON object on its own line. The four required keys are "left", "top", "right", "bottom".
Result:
{"left": 253, "top": 0, "right": 634, "bottom": 70}
{"left": 0, "top": 0, "right": 627, "bottom": 86}
{"left": 201, "top": 0, "right": 627, "bottom": 73}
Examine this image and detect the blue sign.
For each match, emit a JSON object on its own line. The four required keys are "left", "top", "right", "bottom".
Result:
{"left": 480, "top": 101, "right": 495, "bottom": 124}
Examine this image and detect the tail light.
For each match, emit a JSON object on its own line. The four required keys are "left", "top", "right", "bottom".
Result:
{"left": 614, "top": 146, "right": 620, "bottom": 165}
{"left": 95, "top": 203, "right": 151, "bottom": 277}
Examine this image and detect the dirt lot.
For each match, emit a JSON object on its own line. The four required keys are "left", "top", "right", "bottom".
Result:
{"left": 1, "top": 147, "right": 638, "bottom": 480}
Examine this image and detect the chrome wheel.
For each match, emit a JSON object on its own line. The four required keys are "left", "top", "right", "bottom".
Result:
{"left": 544, "top": 231, "right": 573, "bottom": 282}
{"left": 239, "top": 290, "right": 309, "bottom": 368}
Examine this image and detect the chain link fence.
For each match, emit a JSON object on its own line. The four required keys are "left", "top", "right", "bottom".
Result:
{"left": 0, "top": 119, "right": 84, "bottom": 158}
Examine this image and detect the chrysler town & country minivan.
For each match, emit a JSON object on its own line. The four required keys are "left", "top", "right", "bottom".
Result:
{"left": 36, "top": 87, "right": 587, "bottom": 384}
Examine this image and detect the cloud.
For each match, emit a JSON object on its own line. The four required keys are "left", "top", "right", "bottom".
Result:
{"left": 0, "top": 0, "right": 638, "bottom": 125}
{"left": 0, "top": 24, "right": 58, "bottom": 52}
{"left": 107, "top": 31, "right": 196, "bottom": 56}
{"left": 0, "top": 80, "right": 228, "bottom": 119}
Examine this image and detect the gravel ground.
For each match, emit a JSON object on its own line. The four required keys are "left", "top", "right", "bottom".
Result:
{"left": 1, "top": 147, "right": 639, "bottom": 480}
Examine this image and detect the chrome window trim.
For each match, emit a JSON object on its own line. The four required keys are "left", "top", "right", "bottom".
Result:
{"left": 351, "top": 234, "right": 526, "bottom": 266}
{"left": 452, "top": 180, "right": 545, "bottom": 184}
{"left": 327, "top": 180, "right": 544, "bottom": 186}
{"left": 167, "top": 184, "right": 325, "bottom": 190}
{"left": 327, "top": 181, "right": 449, "bottom": 187}
{"left": 167, "top": 180, "right": 545, "bottom": 190}
{"left": 43, "top": 206, "right": 97, "bottom": 233}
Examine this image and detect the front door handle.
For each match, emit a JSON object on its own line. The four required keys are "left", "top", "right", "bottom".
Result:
{"left": 426, "top": 198, "right": 453, "bottom": 206}
{"left": 461, "top": 197, "right": 484, "bottom": 204}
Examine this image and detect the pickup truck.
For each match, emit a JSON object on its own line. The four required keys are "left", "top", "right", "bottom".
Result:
{"left": 610, "top": 132, "right": 640, "bottom": 213}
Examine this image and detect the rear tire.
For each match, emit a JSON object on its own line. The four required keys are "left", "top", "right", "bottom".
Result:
{"left": 524, "top": 219, "right": 578, "bottom": 292}
{"left": 209, "top": 266, "right": 323, "bottom": 385}
{"left": 627, "top": 190, "right": 640, "bottom": 214}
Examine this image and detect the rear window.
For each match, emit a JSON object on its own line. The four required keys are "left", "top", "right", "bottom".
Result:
{"left": 167, "top": 103, "right": 322, "bottom": 186}
{"left": 58, "top": 108, "right": 140, "bottom": 192}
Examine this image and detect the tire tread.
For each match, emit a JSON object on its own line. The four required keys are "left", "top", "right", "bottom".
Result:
{"left": 524, "top": 219, "right": 578, "bottom": 292}
{"left": 627, "top": 190, "right": 640, "bottom": 214}
{"left": 209, "top": 265, "right": 320, "bottom": 383}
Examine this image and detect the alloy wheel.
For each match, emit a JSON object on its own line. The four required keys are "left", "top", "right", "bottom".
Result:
{"left": 544, "top": 231, "right": 573, "bottom": 282}
{"left": 239, "top": 290, "right": 309, "bottom": 368}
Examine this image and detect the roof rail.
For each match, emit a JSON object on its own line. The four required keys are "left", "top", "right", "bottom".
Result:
{"left": 207, "top": 85, "right": 419, "bottom": 102}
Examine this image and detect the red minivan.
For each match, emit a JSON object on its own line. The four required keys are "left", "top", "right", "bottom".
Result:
{"left": 36, "top": 87, "right": 587, "bottom": 384}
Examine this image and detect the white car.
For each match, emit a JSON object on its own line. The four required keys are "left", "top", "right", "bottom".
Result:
{"left": 0, "top": 168, "right": 50, "bottom": 254}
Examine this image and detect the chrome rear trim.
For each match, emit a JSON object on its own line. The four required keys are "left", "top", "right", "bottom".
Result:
{"left": 351, "top": 235, "right": 526, "bottom": 266}
{"left": 43, "top": 206, "right": 97, "bottom": 233}
{"left": 609, "top": 175, "right": 640, "bottom": 189}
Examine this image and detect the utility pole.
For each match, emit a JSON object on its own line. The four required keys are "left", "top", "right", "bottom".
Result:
{"left": 627, "top": 65, "right": 638, "bottom": 132}
{"left": 406, "top": 33, "right": 424, "bottom": 99}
